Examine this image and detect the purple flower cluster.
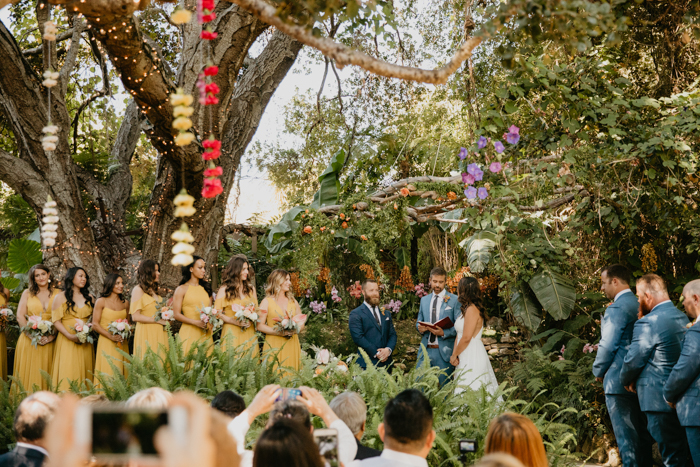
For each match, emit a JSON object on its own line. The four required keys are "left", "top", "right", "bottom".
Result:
{"left": 310, "top": 301, "right": 327, "bottom": 314}
{"left": 414, "top": 283, "right": 428, "bottom": 298}
{"left": 331, "top": 286, "right": 342, "bottom": 303}
{"left": 384, "top": 299, "right": 402, "bottom": 314}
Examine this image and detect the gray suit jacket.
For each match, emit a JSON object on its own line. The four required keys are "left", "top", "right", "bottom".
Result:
{"left": 415, "top": 292, "right": 460, "bottom": 363}
{"left": 663, "top": 322, "right": 700, "bottom": 426}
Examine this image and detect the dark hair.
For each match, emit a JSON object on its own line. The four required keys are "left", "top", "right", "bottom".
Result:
{"left": 179, "top": 256, "right": 212, "bottom": 296}
{"left": 101, "top": 273, "right": 125, "bottom": 302}
{"left": 253, "top": 418, "right": 324, "bottom": 467}
{"left": 138, "top": 259, "right": 159, "bottom": 297}
{"left": 211, "top": 390, "right": 246, "bottom": 419}
{"left": 269, "top": 400, "right": 311, "bottom": 430}
{"left": 13, "top": 394, "right": 58, "bottom": 442}
{"left": 430, "top": 266, "right": 447, "bottom": 278}
{"left": 602, "top": 264, "right": 631, "bottom": 286}
{"left": 222, "top": 256, "right": 255, "bottom": 301}
{"left": 458, "top": 276, "right": 486, "bottom": 321}
{"left": 383, "top": 389, "right": 433, "bottom": 445}
{"left": 28, "top": 264, "right": 54, "bottom": 297}
{"left": 63, "top": 267, "right": 93, "bottom": 314}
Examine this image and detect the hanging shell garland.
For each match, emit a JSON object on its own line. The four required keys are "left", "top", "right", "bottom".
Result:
{"left": 43, "top": 20, "right": 57, "bottom": 41}
{"left": 171, "top": 223, "right": 195, "bottom": 266}
{"left": 171, "top": 89, "right": 195, "bottom": 146}
{"left": 173, "top": 189, "right": 196, "bottom": 218}
{"left": 41, "top": 196, "right": 59, "bottom": 248}
{"left": 41, "top": 124, "right": 58, "bottom": 152}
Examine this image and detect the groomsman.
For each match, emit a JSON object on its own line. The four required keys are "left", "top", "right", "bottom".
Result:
{"left": 664, "top": 279, "right": 700, "bottom": 467}
{"left": 415, "top": 267, "right": 460, "bottom": 386}
{"left": 620, "top": 274, "right": 691, "bottom": 467}
{"left": 592, "top": 265, "right": 653, "bottom": 467}
{"left": 349, "top": 280, "right": 397, "bottom": 369}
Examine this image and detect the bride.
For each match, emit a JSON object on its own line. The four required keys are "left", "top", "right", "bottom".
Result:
{"left": 450, "top": 276, "right": 500, "bottom": 396}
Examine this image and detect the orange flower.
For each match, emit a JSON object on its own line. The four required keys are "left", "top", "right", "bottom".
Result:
{"left": 400, "top": 187, "right": 410, "bottom": 197}
{"left": 394, "top": 203, "right": 398, "bottom": 210}
{"left": 320, "top": 226, "right": 326, "bottom": 232}
{"left": 339, "top": 213, "right": 345, "bottom": 219}
{"left": 305, "top": 209, "right": 309, "bottom": 213}
{"left": 315, "top": 366, "right": 324, "bottom": 375}
{"left": 361, "top": 235, "right": 367, "bottom": 241}
{"left": 447, "top": 191, "right": 457, "bottom": 200}
{"left": 303, "top": 226, "right": 312, "bottom": 234}
{"left": 342, "top": 221, "right": 348, "bottom": 229}
{"left": 352, "top": 204, "right": 357, "bottom": 209}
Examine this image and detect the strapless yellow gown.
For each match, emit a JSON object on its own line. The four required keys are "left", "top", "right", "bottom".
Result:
{"left": 131, "top": 293, "right": 168, "bottom": 359}
{"left": 215, "top": 293, "right": 259, "bottom": 356}
{"left": 262, "top": 298, "right": 301, "bottom": 373}
{"left": 0, "top": 294, "right": 7, "bottom": 381}
{"left": 94, "top": 306, "right": 129, "bottom": 387}
{"left": 13, "top": 290, "right": 59, "bottom": 392}
{"left": 51, "top": 302, "right": 95, "bottom": 392}
{"left": 178, "top": 285, "right": 213, "bottom": 356}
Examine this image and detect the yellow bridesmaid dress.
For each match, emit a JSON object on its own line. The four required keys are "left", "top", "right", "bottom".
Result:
{"left": 13, "top": 291, "right": 59, "bottom": 392}
{"left": 94, "top": 306, "right": 129, "bottom": 387}
{"left": 51, "top": 302, "right": 95, "bottom": 392}
{"left": 262, "top": 298, "right": 301, "bottom": 372}
{"left": 0, "top": 294, "right": 7, "bottom": 381}
{"left": 178, "top": 285, "right": 213, "bottom": 356}
{"left": 131, "top": 293, "right": 168, "bottom": 359}
{"left": 215, "top": 293, "right": 259, "bottom": 356}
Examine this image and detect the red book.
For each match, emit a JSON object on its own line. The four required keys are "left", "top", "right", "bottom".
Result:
{"left": 418, "top": 316, "right": 454, "bottom": 330}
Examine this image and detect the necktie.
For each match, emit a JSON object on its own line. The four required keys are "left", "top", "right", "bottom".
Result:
{"left": 374, "top": 307, "right": 381, "bottom": 328}
{"left": 429, "top": 295, "right": 438, "bottom": 343}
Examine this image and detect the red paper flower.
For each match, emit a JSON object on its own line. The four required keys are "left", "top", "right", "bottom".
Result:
{"left": 205, "top": 82, "right": 220, "bottom": 94}
{"left": 202, "top": 177, "right": 223, "bottom": 198}
{"left": 201, "top": 30, "right": 218, "bottom": 40}
{"left": 205, "top": 95, "right": 219, "bottom": 105}
{"left": 204, "top": 166, "right": 223, "bottom": 177}
{"left": 201, "top": 0, "right": 215, "bottom": 10}
{"left": 204, "top": 65, "right": 219, "bottom": 76}
{"left": 201, "top": 13, "right": 216, "bottom": 22}
{"left": 203, "top": 139, "right": 221, "bottom": 150}
{"left": 303, "top": 226, "right": 312, "bottom": 234}
{"left": 202, "top": 148, "right": 221, "bottom": 160}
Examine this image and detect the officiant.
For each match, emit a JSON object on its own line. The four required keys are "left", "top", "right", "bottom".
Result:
{"left": 416, "top": 267, "right": 460, "bottom": 386}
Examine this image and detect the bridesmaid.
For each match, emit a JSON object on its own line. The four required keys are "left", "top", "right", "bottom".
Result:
{"left": 0, "top": 282, "right": 11, "bottom": 381}
{"left": 51, "top": 267, "right": 95, "bottom": 391}
{"left": 215, "top": 256, "right": 259, "bottom": 355}
{"left": 131, "top": 260, "right": 169, "bottom": 359}
{"left": 173, "top": 256, "right": 212, "bottom": 356}
{"left": 93, "top": 273, "right": 129, "bottom": 387}
{"left": 257, "top": 269, "right": 305, "bottom": 372}
{"left": 13, "top": 264, "right": 59, "bottom": 392}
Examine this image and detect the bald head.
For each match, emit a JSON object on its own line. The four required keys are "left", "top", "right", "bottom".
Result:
{"left": 14, "top": 391, "right": 60, "bottom": 444}
{"left": 682, "top": 279, "right": 700, "bottom": 320}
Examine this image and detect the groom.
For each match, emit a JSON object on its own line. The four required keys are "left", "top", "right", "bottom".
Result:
{"left": 416, "top": 267, "right": 460, "bottom": 386}
{"left": 349, "top": 279, "right": 397, "bottom": 369}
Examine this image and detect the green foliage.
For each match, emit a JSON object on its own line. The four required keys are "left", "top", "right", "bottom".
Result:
{"left": 528, "top": 270, "right": 576, "bottom": 321}
{"left": 459, "top": 229, "right": 497, "bottom": 273}
{"left": 6, "top": 239, "right": 42, "bottom": 275}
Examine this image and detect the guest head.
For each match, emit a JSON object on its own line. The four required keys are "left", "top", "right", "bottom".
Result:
{"left": 138, "top": 259, "right": 160, "bottom": 295}
{"left": 474, "top": 453, "right": 526, "bottom": 467}
{"left": 100, "top": 273, "right": 125, "bottom": 301}
{"left": 600, "top": 264, "right": 631, "bottom": 300}
{"left": 211, "top": 390, "right": 246, "bottom": 419}
{"left": 268, "top": 400, "right": 312, "bottom": 431}
{"left": 253, "top": 418, "right": 324, "bottom": 467}
{"left": 81, "top": 394, "right": 109, "bottom": 405}
{"left": 458, "top": 276, "right": 485, "bottom": 320}
{"left": 430, "top": 266, "right": 447, "bottom": 294}
{"left": 682, "top": 279, "right": 700, "bottom": 321}
{"left": 265, "top": 269, "right": 294, "bottom": 300}
{"left": 484, "top": 413, "right": 547, "bottom": 467}
{"left": 362, "top": 279, "right": 380, "bottom": 307}
{"left": 180, "top": 256, "right": 212, "bottom": 295}
{"left": 222, "top": 255, "right": 255, "bottom": 301}
{"left": 379, "top": 389, "right": 435, "bottom": 459}
{"left": 28, "top": 264, "right": 55, "bottom": 296}
{"left": 13, "top": 391, "right": 60, "bottom": 449}
{"left": 126, "top": 387, "right": 173, "bottom": 410}
{"left": 62, "top": 267, "right": 93, "bottom": 312}
{"left": 636, "top": 274, "right": 670, "bottom": 317}
{"left": 330, "top": 392, "right": 368, "bottom": 441}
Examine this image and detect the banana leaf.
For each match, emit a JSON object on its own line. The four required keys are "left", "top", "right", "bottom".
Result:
{"left": 459, "top": 229, "right": 497, "bottom": 273}
{"left": 528, "top": 269, "right": 576, "bottom": 320}
{"left": 510, "top": 286, "right": 543, "bottom": 332}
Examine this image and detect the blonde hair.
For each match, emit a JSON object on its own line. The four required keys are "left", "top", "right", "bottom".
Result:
{"left": 81, "top": 394, "right": 109, "bottom": 405}
{"left": 265, "top": 269, "right": 295, "bottom": 301}
{"left": 474, "top": 453, "right": 526, "bottom": 467}
{"left": 126, "top": 387, "right": 173, "bottom": 410}
{"left": 485, "top": 413, "right": 548, "bottom": 467}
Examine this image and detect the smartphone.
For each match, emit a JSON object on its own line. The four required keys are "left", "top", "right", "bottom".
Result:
{"left": 314, "top": 428, "right": 339, "bottom": 467}
{"left": 275, "top": 388, "right": 302, "bottom": 402}
{"left": 75, "top": 403, "right": 187, "bottom": 462}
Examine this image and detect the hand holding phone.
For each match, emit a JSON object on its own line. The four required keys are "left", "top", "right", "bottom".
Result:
{"left": 275, "top": 388, "right": 302, "bottom": 402}
{"left": 314, "top": 428, "right": 339, "bottom": 467}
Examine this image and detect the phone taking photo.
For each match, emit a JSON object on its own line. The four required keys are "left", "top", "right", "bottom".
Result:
{"left": 74, "top": 403, "right": 187, "bottom": 463}
{"left": 314, "top": 428, "right": 339, "bottom": 467}
{"left": 275, "top": 388, "right": 302, "bottom": 402}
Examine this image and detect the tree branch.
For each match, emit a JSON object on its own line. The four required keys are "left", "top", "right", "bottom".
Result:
{"left": 59, "top": 15, "right": 86, "bottom": 96}
{"left": 22, "top": 28, "right": 74, "bottom": 56}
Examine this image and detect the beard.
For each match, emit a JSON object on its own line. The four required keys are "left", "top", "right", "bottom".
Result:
{"left": 366, "top": 296, "right": 380, "bottom": 306}
{"left": 639, "top": 299, "right": 653, "bottom": 318}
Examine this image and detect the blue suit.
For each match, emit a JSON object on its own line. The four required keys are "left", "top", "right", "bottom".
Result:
{"left": 592, "top": 291, "right": 654, "bottom": 467}
{"left": 349, "top": 303, "right": 397, "bottom": 369}
{"left": 664, "top": 322, "right": 700, "bottom": 467}
{"left": 415, "top": 291, "right": 460, "bottom": 386}
{"left": 620, "top": 301, "right": 691, "bottom": 467}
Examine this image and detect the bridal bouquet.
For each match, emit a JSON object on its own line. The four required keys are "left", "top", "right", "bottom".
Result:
{"left": 72, "top": 318, "right": 94, "bottom": 344}
{"left": 231, "top": 303, "right": 258, "bottom": 328}
{"left": 0, "top": 306, "right": 15, "bottom": 331}
{"left": 154, "top": 298, "right": 174, "bottom": 324}
{"left": 20, "top": 315, "right": 54, "bottom": 347}
{"left": 198, "top": 306, "right": 223, "bottom": 333}
{"left": 107, "top": 319, "right": 132, "bottom": 340}
{"left": 272, "top": 312, "right": 307, "bottom": 335}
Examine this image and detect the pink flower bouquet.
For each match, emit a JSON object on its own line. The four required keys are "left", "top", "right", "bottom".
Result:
{"left": 232, "top": 303, "right": 258, "bottom": 328}
{"left": 72, "top": 319, "right": 94, "bottom": 344}
{"left": 272, "top": 312, "right": 307, "bottom": 335}
{"left": 107, "top": 319, "right": 132, "bottom": 340}
{"left": 20, "top": 315, "right": 54, "bottom": 347}
{"left": 198, "top": 305, "right": 223, "bottom": 333}
{"left": 154, "top": 297, "right": 174, "bottom": 324}
{"left": 0, "top": 306, "right": 15, "bottom": 332}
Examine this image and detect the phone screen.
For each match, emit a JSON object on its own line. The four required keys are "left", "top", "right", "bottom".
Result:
{"left": 314, "top": 431, "right": 339, "bottom": 467}
{"left": 275, "top": 388, "right": 302, "bottom": 402}
{"left": 91, "top": 410, "right": 167, "bottom": 456}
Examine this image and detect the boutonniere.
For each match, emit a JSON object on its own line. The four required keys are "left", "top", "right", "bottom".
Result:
{"left": 687, "top": 319, "right": 697, "bottom": 329}
{"left": 380, "top": 307, "right": 386, "bottom": 316}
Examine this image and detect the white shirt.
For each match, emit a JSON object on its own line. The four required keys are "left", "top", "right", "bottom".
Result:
{"left": 349, "top": 448, "right": 428, "bottom": 467}
{"left": 228, "top": 410, "right": 358, "bottom": 467}
{"left": 16, "top": 442, "right": 48, "bottom": 458}
{"left": 428, "top": 289, "right": 446, "bottom": 344}
{"left": 614, "top": 288, "right": 632, "bottom": 302}
{"left": 364, "top": 301, "right": 382, "bottom": 328}
{"left": 650, "top": 300, "right": 672, "bottom": 313}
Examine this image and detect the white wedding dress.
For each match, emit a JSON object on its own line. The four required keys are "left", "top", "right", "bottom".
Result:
{"left": 453, "top": 315, "right": 500, "bottom": 397}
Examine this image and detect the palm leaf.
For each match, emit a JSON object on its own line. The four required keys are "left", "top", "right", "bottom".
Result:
{"left": 510, "top": 286, "right": 543, "bottom": 332}
{"left": 459, "top": 229, "right": 497, "bottom": 273}
{"left": 528, "top": 269, "right": 576, "bottom": 320}
{"left": 7, "top": 238, "right": 42, "bottom": 274}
